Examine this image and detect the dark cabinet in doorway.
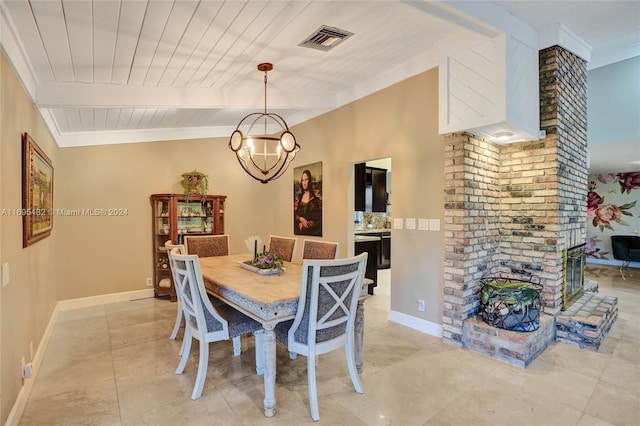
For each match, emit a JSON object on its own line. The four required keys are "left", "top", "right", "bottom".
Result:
{"left": 354, "top": 237, "right": 379, "bottom": 295}
{"left": 380, "top": 232, "right": 391, "bottom": 269}
{"left": 356, "top": 231, "right": 391, "bottom": 269}
{"left": 355, "top": 163, "right": 387, "bottom": 212}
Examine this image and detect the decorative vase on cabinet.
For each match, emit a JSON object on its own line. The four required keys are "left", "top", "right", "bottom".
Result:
{"left": 150, "top": 193, "right": 226, "bottom": 301}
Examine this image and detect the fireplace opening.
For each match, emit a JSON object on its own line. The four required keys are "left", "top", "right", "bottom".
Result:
{"left": 562, "top": 243, "right": 585, "bottom": 310}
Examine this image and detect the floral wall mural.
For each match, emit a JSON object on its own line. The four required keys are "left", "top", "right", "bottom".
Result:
{"left": 586, "top": 171, "right": 640, "bottom": 261}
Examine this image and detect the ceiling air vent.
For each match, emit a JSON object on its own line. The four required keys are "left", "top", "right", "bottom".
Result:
{"left": 299, "top": 25, "right": 354, "bottom": 52}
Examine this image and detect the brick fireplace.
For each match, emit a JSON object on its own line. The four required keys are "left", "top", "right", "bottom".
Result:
{"left": 441, "top": 45, "right": 616, "bottom": 365}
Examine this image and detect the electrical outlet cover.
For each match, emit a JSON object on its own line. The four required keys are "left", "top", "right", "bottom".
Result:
{"left": 393, "top": 218, "right": 403, "bottom": 229}
{"left": 406, "top": 218, "right": 416, "bottom": 230}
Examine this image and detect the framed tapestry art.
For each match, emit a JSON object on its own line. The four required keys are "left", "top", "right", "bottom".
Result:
{"left": 293, "top": 162, "right": 323, "bottom": 236}
{"left": 22, "top": 133, "right": 53, "bottom": 247}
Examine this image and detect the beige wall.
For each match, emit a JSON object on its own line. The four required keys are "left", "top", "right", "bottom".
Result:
{"left": 1, "top": 47, "right": 444, "bottom": 420}
{"left": 283, "top": 69, "right": 445, "bottom": 320}
{"left": 1, "top": 53, "right": 60, "bottom": 422}
{"left": 53, "top": 138, "right": 273, "bottom": 300}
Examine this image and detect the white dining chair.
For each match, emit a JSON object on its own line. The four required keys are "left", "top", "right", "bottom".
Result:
{"left": 274, "top": 253, "right": 367, "bottom": 421}
{"left": 181, "top": 234, "right": 244, "bottom": 353}
{"left": 165, "top": 241, "right": 185, "bottom": 343}
{"left": 170, "top": 248, "right": 264, "bottom": 400}
{"left": 268, "top": 235, "right": 297, "bottom": 262}
{"left": 301, "top": 239, "right": 340, "bottom": 260}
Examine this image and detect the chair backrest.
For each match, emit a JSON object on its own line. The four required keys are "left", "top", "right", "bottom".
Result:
{"left": 611, "top": 235, "right": 640, "bottom": 260}
{"left": 268, "top": 235, "right": 297, "bottom": 262}
{"left": 611, "top": 236, "right": 628, "bottom": 260}
{"left": 169, "top": 249, "right": 229, "bottom": 338}
{"left": 184, "top": 234, "right": 229, "bottom": 258}
{"left": 302, "top": 239, "right": 340, "bottom": 260}
{"left": 288, "top": 253, "right": 367, "bottom": 353}
{"left": 165, "top": 241, "right": 185, "bottom": 294}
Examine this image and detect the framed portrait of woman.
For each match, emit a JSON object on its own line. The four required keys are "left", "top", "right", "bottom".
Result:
{"left": 293, "top": 162, "right": 322, "bottom": 236}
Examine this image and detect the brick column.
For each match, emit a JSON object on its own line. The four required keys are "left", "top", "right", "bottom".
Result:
{"left": 442, "top": 133, "right": 501, "bottom": 346}
{"left": 499, "top": 139, "right": 563, "bottom": 312}
{"left": 538, "top": 45, "right": 588, "bottom": 313}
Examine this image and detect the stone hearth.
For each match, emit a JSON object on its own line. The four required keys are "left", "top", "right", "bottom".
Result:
{"left": 463, "top": 286, "right": 618, "bottom": 367}
{"left": 556, "top": 292, "right": 618, "bottom": 351}
{"left": 463, "top": 314, "right": 555, "bottom": 368}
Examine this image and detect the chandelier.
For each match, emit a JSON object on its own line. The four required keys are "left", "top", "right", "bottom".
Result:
{"left": 229, "top": 63, "right": 300, "bottom": 184}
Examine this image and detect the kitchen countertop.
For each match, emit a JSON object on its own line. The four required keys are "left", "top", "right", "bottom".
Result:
{"left": 354, "top": 228, "right": 391, "bottom": 234}
{"left": 354, "top": 235, "right": 381, "bottom": 242}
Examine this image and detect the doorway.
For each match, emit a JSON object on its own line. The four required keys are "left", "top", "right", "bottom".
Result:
{"left": 352, "top": 157, "right": 391, "bottom": 312}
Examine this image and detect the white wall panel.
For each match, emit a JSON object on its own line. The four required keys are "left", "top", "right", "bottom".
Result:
{"left": 505, "top": 36, "right": 539, "bottom": 138}
{"left": 439, "top": 33, "right": 539, "bottom": 142}
{"left": 440, "top": 36, "right": 502, "bottom": 131}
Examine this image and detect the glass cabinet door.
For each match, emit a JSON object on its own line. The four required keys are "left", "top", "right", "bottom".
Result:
{"left": 177, "top": 200, "right": 213, "bottom": 244}
{"left": 217, "top": 199, "right": 225, "bottom": 234}
{"left": 151, "top": 196, "right": 174, "bottom": 300}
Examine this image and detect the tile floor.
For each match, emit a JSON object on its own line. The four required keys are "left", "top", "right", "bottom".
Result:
{"left": 19, "top": 265, "right": 639, "bottom": 425}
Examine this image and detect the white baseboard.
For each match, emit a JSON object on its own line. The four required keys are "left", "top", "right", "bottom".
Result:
{"left": 4, "top": 304, "right": 61, "bottom": 426}
{"left": 58, "top": 288, "right": 154, "bottom": 311}
{"left": 388, "top": 310, "right": 443, "bottom": 337}
{"left": 4, "top": 288, "right": 154, "bottom": 425}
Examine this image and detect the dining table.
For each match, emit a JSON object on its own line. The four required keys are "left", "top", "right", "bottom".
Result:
{"left": 198, "top": 253, "right": 370, "bottom": 418}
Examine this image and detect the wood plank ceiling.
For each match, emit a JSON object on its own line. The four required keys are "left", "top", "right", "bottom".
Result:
{"left": 1, "top": 1, "right": 638, "bottom": 147}
{"left": 2, "top": 0, "right": 478, "bottom": 146}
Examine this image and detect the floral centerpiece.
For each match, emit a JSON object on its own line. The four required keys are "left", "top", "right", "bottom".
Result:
{"left": 240, "top": 235, "right": 285, "bottom": 275}
{"left": 244, "top": 250, "right": 285, "bottom": 273}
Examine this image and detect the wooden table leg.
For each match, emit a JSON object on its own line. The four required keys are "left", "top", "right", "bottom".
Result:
{"left": 355, "top": 300, "right": 365, "bottom": 374}
{"left": 262, "top": 324, "right": 277, "bottom": 417}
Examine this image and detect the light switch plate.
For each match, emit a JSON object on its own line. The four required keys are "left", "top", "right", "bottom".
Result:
{"left": 406, "top": 218, "right": 416, "bottom": 230}
{"left": 429, "top": 219, "right": 440, "bottom": 231}
{"left": 2, "top": 263, "right": 9, "bottom": 287}
{"left": 418, "top": 218, "right": 428, "bottom": 231}
{"left": 393, "top": 218, "right": 403, "bottom": 229}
